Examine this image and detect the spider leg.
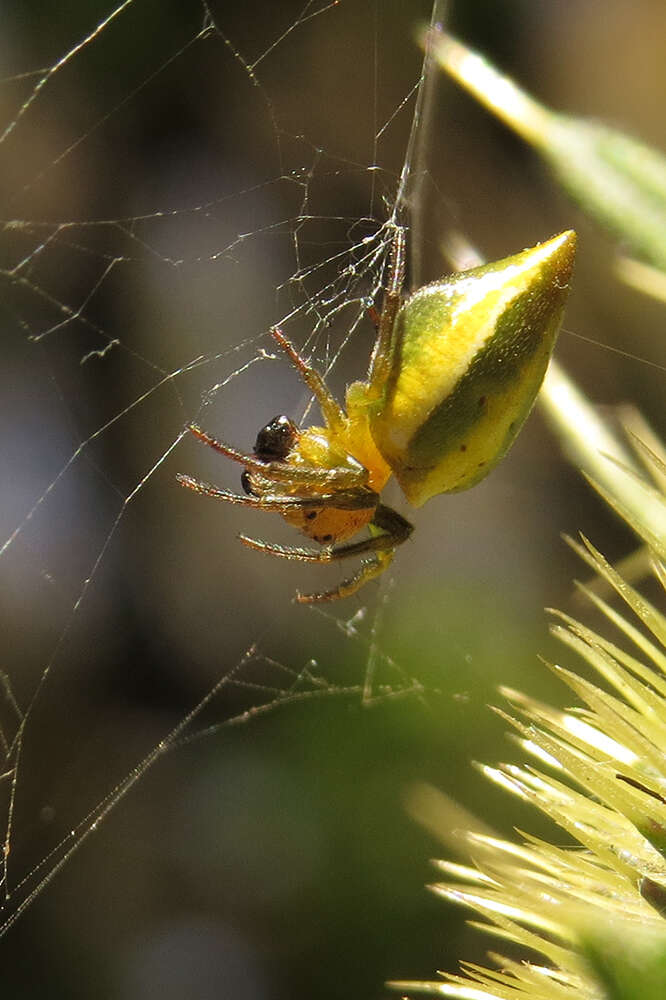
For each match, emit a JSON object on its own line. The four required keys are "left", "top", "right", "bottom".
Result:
{"left": 367, "top": 226, "right": 406, "bottom": 398}
{"left": 241, "top": 524, "right": 393, "bottom": 561}
{"left": 240, "top": 503, "right": 411, "bottom": 562}
{"left": 271, "top": 327, "right": 345, "bottom": 432}
{"left": 293, "top": 506, "right": 413, "bottom": 602}
{"left": 186, "top": 423, "right": 368, "bottom": 489}
{"left": 240, "top": 503, "right": 412, "bottom": 602}
{"left": 295, "top": 552, "right": 395, "bottom": 604}
{"left": 177, "top": 473, "right": 378, "bottom": 512}
{"left": 366, "top": 305, "right": 381, "bottom": 331}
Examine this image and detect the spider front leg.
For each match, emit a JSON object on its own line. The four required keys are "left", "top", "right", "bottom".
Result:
{"left": 270, "top": 327, "right": 345, "bottom": 433}
{"left": 177, "top": 473, "right": 379, "bottom": 513}
{"left": 185, "top": 423, "right": 368, "bottom": 491}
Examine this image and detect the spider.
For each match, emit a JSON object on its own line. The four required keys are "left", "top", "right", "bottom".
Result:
{"left": 178, "top": 231, "right": 412, "bottom": 604}
{"left": 177, "top": 226, "right": 576, "bottom": 603}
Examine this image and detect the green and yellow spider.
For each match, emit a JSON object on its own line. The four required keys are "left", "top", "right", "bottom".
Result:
{"left": 178, "top": 227, "right": 576, "bottom": 603}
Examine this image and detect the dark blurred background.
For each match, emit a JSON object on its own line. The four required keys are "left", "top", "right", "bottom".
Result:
{"left": 0, "top": 1, "right": 664, "bottom": 997}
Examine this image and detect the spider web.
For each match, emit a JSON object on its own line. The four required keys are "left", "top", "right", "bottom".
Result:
{"left": 0, "top": 0, "right": 442, "bottom": 986}
{"left": 1, "top": 1, "right": 664, "bottom": 996}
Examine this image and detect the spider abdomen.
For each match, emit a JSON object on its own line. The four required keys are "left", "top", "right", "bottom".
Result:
{"left": 369, "top": 231, "right": 576, "bottom": 507}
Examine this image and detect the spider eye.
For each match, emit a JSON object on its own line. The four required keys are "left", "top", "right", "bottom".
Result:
{"left": 240, "top": 470, "right": 257, "bottom": 496}
{"left": 254, "top": 415, "right": 298, "bottom": 461}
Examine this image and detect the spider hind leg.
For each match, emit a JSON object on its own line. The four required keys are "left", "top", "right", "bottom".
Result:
{"left": 241, "top": 502, "right": 413, "bottom": 602}
{"left": 295, "top": 551, "right": 395, "bottom": 603}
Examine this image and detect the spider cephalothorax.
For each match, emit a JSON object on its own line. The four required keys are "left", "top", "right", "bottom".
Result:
{"left": 178, "top": 227, "right": 576, "bottom": 602}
